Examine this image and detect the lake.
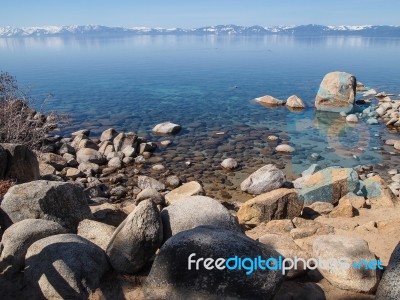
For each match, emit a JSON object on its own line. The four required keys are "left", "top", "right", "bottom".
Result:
{"left": 1, "top": 35, "right": 400, "bottom": 200}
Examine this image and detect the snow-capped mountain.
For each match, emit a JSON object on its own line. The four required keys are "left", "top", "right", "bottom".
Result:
{"left": 1, "top": 24, "right": 400, "bottom": 38}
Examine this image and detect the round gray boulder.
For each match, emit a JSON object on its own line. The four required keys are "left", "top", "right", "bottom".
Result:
{"left": 106, "top": 200, "right": 163, "bottom": 274}
{"left": 25, "top": 234, "right": 109, "bottom": 300}
{"left": 1, "top": 180, "right": 92, "bottom": 231}
{"left": 161, "top": 196, "right": 241, "bottom": 240}
{"left": 145, "top": 225, "right": 285, "bottom": 299}
{"left": 0, "top": 219, "right": 67, "bottom": 275}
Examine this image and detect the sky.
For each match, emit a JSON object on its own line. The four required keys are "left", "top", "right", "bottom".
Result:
{"left": 1, "top": 0, "right": 399, "bottom": 28}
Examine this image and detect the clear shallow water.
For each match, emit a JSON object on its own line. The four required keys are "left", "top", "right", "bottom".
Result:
{"left": 1, "top": 35, "right": 400, "bottom": 199}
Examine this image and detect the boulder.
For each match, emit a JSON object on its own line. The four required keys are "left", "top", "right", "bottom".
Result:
{"left": 100, "top": 128, "right": 118, "bottom": 142}
{"left": 145, "top": 225, "right": 285, "bottom": 299}
{"left": 136, "top": 188, "right": 165, "bottom": 205}
{"left": 77, "top": 219, "right": 115, "bottom": 251}
{"left": 375, "top": 242, "right": 400, "bottom": 299}
{"left": 0, "top": 143, "right": 39, "bottom": 183}
{"left": 113, "top": 132, "right": 138, "bottom": 152}
{"left": 71, "top": 129, "right": 90, "bottom": 138}
{"left": 40, "top": 153, "right": 68, "bottom": 171}
{"left": 241, "top": 164, "right": 286, "bottom": 195}
{"left": 106, "top": 200, "right": 163, "bottom": 274}
{"left": 39, "top": 163, "right": 56, "bottom": 176}
{"left": 237, "top": 189, "right": 303, "bottom": 226}
{"left": 0, "top": 219, "right": 67, "bottom": 275}
{"left": 152, "top": 122, "right": 181, "bottom": 135}
{"left": 221, "top": 158, "right": 238, "bottom": 170}
{"left": 286, "top": 95, "right": 306, "bottom": 109}
{"left": 164, "top": 181, "right": 204, "bottom": 205}
{"left": 1, "top": 180, "right": 92, "bottom": 231}
{"left": 259, "top": 233, "right": 309, "bottom": 277}
{"left": 58, "top": 143, "right": 75, "bottom": 156}
{"left": 315, "top": 71, "right": 356, "bottom": 112}
{"left": 77, "top": 139, "right": 99, "bottom": 151}
{"left": 66, "top": 168, "right": 83, "bottom": 179}
{"left": 298, "top": 167, "right": 360, "bottom": 205}
{"left": 275, "top": 144, "right": 295, "bottom": 153}
{"left": 108, "top": 157, "right": 122, "bottom": 168}
{"left": 255, "top": 95, "right": 285, "bottom": 106}
{"left": 329, "top": 197, "right": 357, "bottom": 218}
{"left": 312, "top": 235, "right": 380, "bottom": 293}
{"left": 76, "top": 148, "right": 105, "bottom": 165}
{"left": 165, "top": 175, "right": 181, "bottom": 188}
{"left": 137, "top": 175, "right": 165, "bottom": 191}
{"left": 161, "top": 196, "right": 241, "bottom": 240}
{"left": 78, "top": 162, "right": 99, "bottom": 176}
{"left": 25, "top": 234, "right": 109, "bottom": 300}
{"left": 362, "top": 175, "right": 399, "bottom": 207}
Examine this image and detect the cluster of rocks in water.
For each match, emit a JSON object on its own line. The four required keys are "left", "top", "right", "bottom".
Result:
{"left": 1, "top": 72, "right": 400, "bottom": 299}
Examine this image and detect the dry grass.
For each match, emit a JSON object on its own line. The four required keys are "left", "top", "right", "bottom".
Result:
{"left": 0, "top": 180, "right": 14, "bottom": 203}
{"left": 0, "top": 71, "right": 68, "bottom": 150}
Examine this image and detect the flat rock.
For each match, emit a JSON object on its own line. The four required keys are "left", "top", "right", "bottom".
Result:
{"left": 255, "top": 95, "right": 285, "bottom": 106}
{"left": 164, "top": 181, "right": 204, "bottom": 205}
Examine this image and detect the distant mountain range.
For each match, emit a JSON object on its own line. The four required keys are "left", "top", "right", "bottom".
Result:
{"left": 1, "top": 24, "right": 400, "bottom": 38}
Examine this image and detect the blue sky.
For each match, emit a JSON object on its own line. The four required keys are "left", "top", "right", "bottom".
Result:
{"left": 1, "top": 0, "right": 399, "bottom": 28}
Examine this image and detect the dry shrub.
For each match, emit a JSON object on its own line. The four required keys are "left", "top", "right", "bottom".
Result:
{"left": 0, "top": 71, "right": 68, "bottom": 150}
{"left": 0, "top": 180, "right": 14, "bottom": 203}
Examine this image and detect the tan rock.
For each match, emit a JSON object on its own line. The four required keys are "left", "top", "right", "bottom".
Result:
{"left": 39, "top": 163, "right": 56, "bottom": 176}
{"left": 255, "top": 95, "right": 284, "bottom": 106}
{"left": 329, "top": 198, "right": 357, "bottom": 218}
{"left": 286, "top": 95, "right": 305, "bottom": 109}
{"left": 237, "top": 189, "right": 303, "bottom": 226}
{"left": 363, "top": 175, "right": 399, "bottom": 208}
{"left": 165, "top": 181, "right": 204, "bottom": 205}
{"left": 246, "top": 219, "right": 294, "bottom": 240}
{"left": 315, "top": 71, "right": 356, "bottom": 112}
{"left": 66, "top": 168, "right": 83, "bottom": 179}
{"left": 339, "top": 192, "right": 366, "bottom": 209}
{"left": 77, "top": 219, "right": 115, "bottom": 251}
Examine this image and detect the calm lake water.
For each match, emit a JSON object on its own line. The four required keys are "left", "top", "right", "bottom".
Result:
{"left": 1, "top": 35, "right": 400, "bottom": 199}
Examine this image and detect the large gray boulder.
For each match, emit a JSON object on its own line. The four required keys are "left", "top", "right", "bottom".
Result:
{"left": 240, "top": 164, "right": 286, "bottom": 195}
{"left": 161, "top": 196, "right": 241, "bottom": 240}
{"left": 145, "top": 225, "right": 285, "bottom": 299}
{"left": 0, "top": 219, "right": 67, "bottom": 275}
{"left": 298, "top": 167, "right": 360, "bottom": 205}
{"left": 0, "top": 143, "right": 39, "bottom": 183}
{"left": 315, "top": 71, "right": 356, "bottom": 112}
{"left": 375, "top": 242, "right": 400, "bottom": 299}
{"left": 106, "top": 200, "right": 163, "bottom": 274}
{"left": 313, "top": 235, "right": 380, "bottom": 293}
{"left": 25, "top": 234, "right": 109, "bottom": 300}
{"left": 1, "top": 180, "right": 92, "bottom": 231}
{"left": 237, "top": 189, "right": 303, "bottom": 226}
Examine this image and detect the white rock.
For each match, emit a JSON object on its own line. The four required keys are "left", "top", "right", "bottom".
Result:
{"left": 221, "top": 158, "right": 238, "bottom": 170}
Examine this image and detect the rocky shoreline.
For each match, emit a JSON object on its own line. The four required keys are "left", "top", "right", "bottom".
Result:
{"left": 1, "top": 71, "right": 400, "bottom": 299}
